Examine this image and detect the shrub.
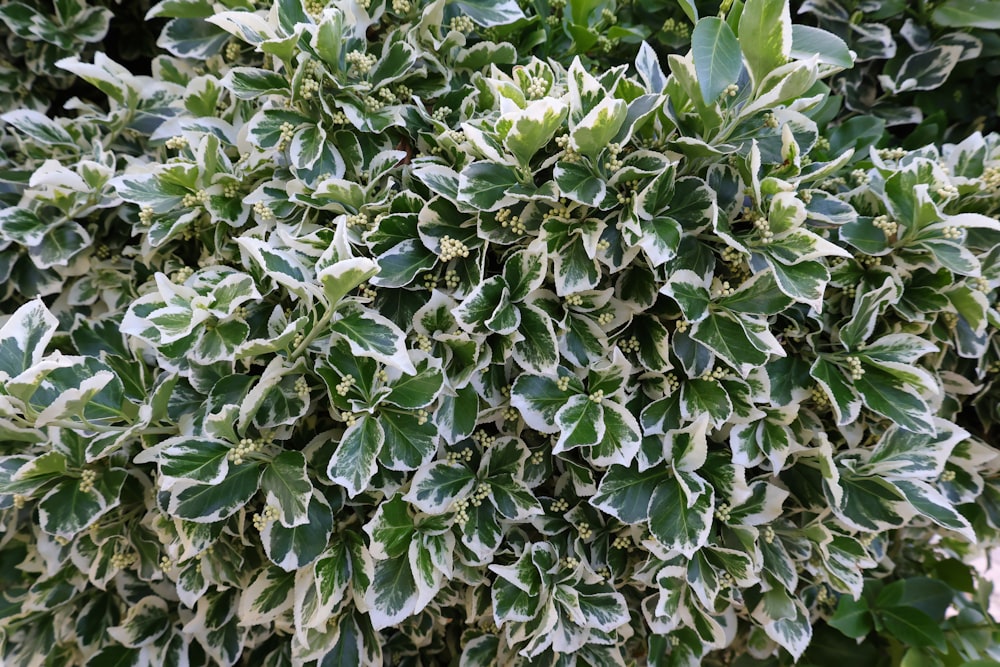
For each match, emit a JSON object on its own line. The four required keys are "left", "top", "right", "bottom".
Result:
{"left": 797, "top": 0, "right": 1000, "bottom": 144}
{"left": 0, "top": 0, "right": 159, "bottom": 113}
{"left": 0, "top": 0, "right": 999, "bottom": 665}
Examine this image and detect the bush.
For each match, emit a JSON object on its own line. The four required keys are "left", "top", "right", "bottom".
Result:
{"left": 795, "top": 0, "right": 1000, "bottom": 147}
{"left": 1, "top": 0, "right": 999, "bottom": 665}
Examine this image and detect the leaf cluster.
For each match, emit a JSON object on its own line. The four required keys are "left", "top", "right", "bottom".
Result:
{"left": 1, "top": 0, "right": 1000, "bottom": 666}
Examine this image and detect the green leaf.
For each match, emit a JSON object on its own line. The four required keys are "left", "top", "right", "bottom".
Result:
{"left": 0, "top": 206, "right": 51, "bottom": 246}
{"left": 767, "top": 258, "right": 829, "bottom": 310}
{"left": 38, "top": 469, "right": 126, "bottom": 538}
{"left": 365, "top": 550, "right": 418, "bottom": 630}
{"left": 554, "top": 161, "right": 606, "bottom": 207}
{"left": 239, "top": 566, "right": 295, "bottom": 624}
{"left": 238, "top": 362, "right": 310, "bottom": 431}
{"left": 503, "top": 248, "right": 547, "bottom": 302}
{"left": 2, "top": 452, "right": 65, "bottom": 496}
{"left": 810, "top": 357, "right": 861, "bottom": 425}
{"left": 635, "top": 164, "right": 676, "bottom": 218}
{"left": 384, "top": 361, "right": 443, "bottom": 409}
{"left": 551, "top": 233, "right": 601, "bottom": 296}
{"left": 85, "top": 645, "right": 141, "bottom": 667}
{"left": 681, "top": 379, "right": 734, "bottom": 427}
{"left": 692, "top": 18, "right": 742, "bottom": 102}
{"left": 635, "top": 42, "right": 667, "bottom": 92}
{"left": 504, "top": 99, "right": 568, "bottom": 167}
{"left": 365, "top": 495, "right": 415, "bottom": 564}
{"left": 166, "top": 464, "right": 260, "bottom": 523}
{"left": 878, "top": 606, "right": 947, "bottom": 651}
{"left": 159, "top": 17, "right": 229, "bottom": 59}
{"left": 590, "top": 463, "right": 670, "bottom": 523}
{"left": 932, "top": 0, "right": 1000, "bottom": 28}
{"left": 107, "top": 596, "right": 169, "bottom": 648}
{"left": 260, "top": 451, "right": 313, "bottom": 527}
{"left": 834, "top": 474, "right": 908, "bottom": 533}
{"left": 570, "top": 97, "right": 628, "bottom": 157}
{"left": 310, "top": 8, "right": 343, "bottom": 62}
{"left": 322, "top": 611, "right": 378, "bottom": 666}
{"left": 512, "top": 305, "right": 559, "bottom": 375}
{"left": 369, "top": 41, "right": 415, "bottom": 86}
{"left": 840, "top": 276, "right": 899, "bottom": 350}
{"left": 453, "top": 276, "right": 505, "bottom": 334}
{"left": 589, "top": 400, "right": 642, "bottom": 467}
{"left": 371, "top": 240, "right": 437, "bottom": 289}
{"left": 790, "top": 25, "right": 853, "bottom": 68}
{"left": 485, "top": 288, "right": 520, "bottom": 335}
{"left": 861, "top": 420, "right": 964, "bottom": 479}
{"left": 327, "top": 415, "right": 384, "bottom": 498}
{"left": 223, "top": 67, "right": 288, "bottom": 99}
{"left": 147, "top": 0, "right": 216, "bottom": 18}
{"left": 892, "top": 479, "right": 975, "bottom": 541}
{"left": 763, "top": 599, "right": 812, "bottom": 661}
{"left": 578, "top": 588, "right": 629, "bottom": 632}
{"left": 854, "top": 365, "right": 934, "bottom": 434}
{"left": 413, "top": 164, "right": 460, "bottom": 201}
{"left": 0, "top": 110, "right": 75, "bottom": 147}
{"left": 453, "top": 0, "right": 525, "bottom": 26}
{"left": 405, "top": 461, "right": 476, "bottom": 514}
{"left": 731, "top": 417, "right": 794, "bottom": 471}
{"left": 828, "top": 594, "right": 872, "bottom": 639}
{"left": 458, "top": 162, "right": 519, "bottom": 211}
{"left": 29, "top": 222, "right": 91, "bottom": 269}
{"left": 263, "top": 492, "right": 333, "bottom": 571}
{"left": 884, "top": 167, "right": 942, "bottom": 231}
{"left": 237, "top": 236, "right": 311, "bottom": 295}
{"left": 637, "top": 215, "right": 682, "bottom": 266}
{"left": 435, "top": 385, "right": 479, "bottom": 444}
{"left": 553, "top": 394, "right": 605, "bottom": 453}
{"left": 315, "top": 540, "right": 352, "bottom": 609}
{"left": 0, "top": 298, "right": 58, "bottom": 380}
{"left": 691, "top": 311, "right": 770, "bottom": 376}
{"left": 490, "top": 544, "right": 545, "bottom": 611}
{"left": 921, "top": 239, "right": 979, "bottom": 275}
{"left": 244, "top": 109, "right": 307, "bottom": 151}
{"left": 765, "top": 228, "right": 850, "bottom": 266}
{"left": 876, "top": 577, "right": 953, "bottom": 621}
{"left": 663, "top": 270, "right": 711, "bottom": 322}
{"left": 490, "top": 473, "right": 541, "bottom": 521}
{"left": 159, "top": 437, "right": 231, "bottom": 485}
{"left": 647, "top": 472, "right": 714, "bottom": 557}
{"left": 883, "top": 46, "right": 963, "bottom": 94}
{"left": 511, "top": 371, "right": 579, "bottom": 433}
{"left": 290, "top": 124, "right": 327, "bottom": 171}
{"left": 378, "top": 410, "right": 438, "bottom": 471}
{"left": 716, "top": 271, "right": 792, "bottom": 315}
{"left": 56, "top": 53, "right": 137, "bottom": 104}
{"left": 739, "top": 0, "right": 792, "bottom": 88}
{"left": 331, "top": 304, "right": 415, "bottom": 375}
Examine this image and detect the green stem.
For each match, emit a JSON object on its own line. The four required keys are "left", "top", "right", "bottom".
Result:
{"left": 289, "top": 303, "right": 336, "bottom": 360}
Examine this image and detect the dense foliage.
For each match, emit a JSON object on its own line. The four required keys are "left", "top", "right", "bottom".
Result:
{"left": 1, "top": 0, "right": 1000, "bottom": 665}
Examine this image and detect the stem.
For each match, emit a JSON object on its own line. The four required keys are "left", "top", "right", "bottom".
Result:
{"left": 289, "top": 302, "right": 336, "bottom": 360}
{"left": 12, "top": 414, "right": 177, "bottom": 436}
{"left": 142, "top": 426, "right": 179, "bottom": 436}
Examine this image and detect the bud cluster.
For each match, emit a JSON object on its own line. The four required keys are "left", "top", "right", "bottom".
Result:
{"left": 496, "top": 208, "right": 526, "bottom": 234}
{"left": 438, "top": 236, "right": 470, "bottom": 262}
{"left": 252, "top": 505, "right": 280, "bottom": 531}
{"left": 228, "top": 437, "right": 262, "bottom": 465}
{"left": 346, "top": 50, "right": 377, "bottom": 75}
{"left": 872, "top": 215, "right": 898, "bottom": 236}
{"left": 79, "top": 469, "right": 97, "bottom": 494}
{"left": 846, "top": 356, "right": 865, "bottom": 380}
